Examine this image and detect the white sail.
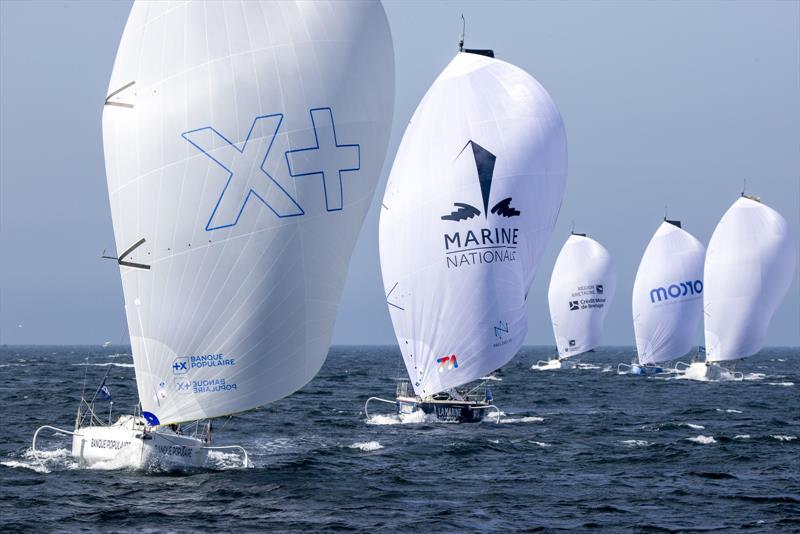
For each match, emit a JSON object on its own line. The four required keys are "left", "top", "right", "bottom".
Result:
{"left": 704, "top": 197, "right": 796, "bottom": 362}
{"left": 379, "top": 52, "right": 567, "bottom": 397}
{"left": 548, "top": 235, "right": 616, "bottom": 358}
{"left": 632, "top": 221, "right": 705, "bottom": 364}
{"left": 102, "top": 1, "right": 394, "bottom": 425}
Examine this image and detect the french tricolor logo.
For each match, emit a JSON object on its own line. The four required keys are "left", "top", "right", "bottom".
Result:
{"left": 437, "top": 354, "right": 459, "bottom": 372}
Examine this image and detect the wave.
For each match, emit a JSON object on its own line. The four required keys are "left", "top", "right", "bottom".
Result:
{"left": 254, "top": 437, "right": 296, "bottom": 452}
{"left": 733, "top": 435, "right": 751, "bottom": 440}
{"left": 1, "top": 448, "right": 78, "bottom": 474}
{"left": 642, "top": 422, "right": 705, "bottom": 432}
{"left": 716, "top": 408, "right": 743, "bottom": 414}
{"left": 686, "top": 435, "right": 716, "bottom": 444}
{"left": 621, "top": 439, "right": 651, "bottom": 447}
{"left": 529, "top": 441, "right": 551, "bottom": 448}
{"left": 497, "top": 416, "right": 544, "bottom": 424}
{"left": 767, "top": 382, "right": 794, "bottom": 387}
{"left": 366, "top": 410, "right": 427, "bottom": 425}
{"left": 348, "top": 441, "right": 383, "bottom": 451}
{"left": 743, "top": 372, "right": 766, "bottom": 381}
{"left": 206, "top": 449, "right": 252, "bottom": 469}
{"left": 689, "top": 471, "right": 737, "bottom": 480}
{"left": 771, "top": 435, "right": 797, "bottom": 442}
{"left": 86, "top": 447, "right": 148, "bottom": 471}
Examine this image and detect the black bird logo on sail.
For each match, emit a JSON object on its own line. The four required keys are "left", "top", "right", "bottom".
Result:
{"left": 441, "top": 140, "right": 520, "bottom": 221}
{"left": 441, "top": 203, "right": 480, "bottom": 221}
{"left": 490, "top": 197, "right": 520, "bottom": 218}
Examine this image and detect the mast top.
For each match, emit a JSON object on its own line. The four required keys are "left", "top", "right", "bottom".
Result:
{"left": 459, "top": 15, "right": 494, "bottom": 58}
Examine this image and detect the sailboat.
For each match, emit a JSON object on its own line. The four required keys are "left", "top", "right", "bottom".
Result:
{"left": 683, "top": 195, "right": 796, "bottom": 381}
{"left": 367, "top": 38, "right": 567, "bottom": 423}
{"left": 618, "top": 219, "right": 705, "bottom": 375}
{"left": 32, "top": 0, "right": 395, "bottom": 468}
{"left": 534, "top": 233, "right": 616, "bottom": 370}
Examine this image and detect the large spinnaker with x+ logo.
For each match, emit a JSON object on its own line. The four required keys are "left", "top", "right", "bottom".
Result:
{"left": 379, "top": 52, "right": 567, "bottom": 397}
{"left": 102, "top": 0, "right": 394, "bottom": 425}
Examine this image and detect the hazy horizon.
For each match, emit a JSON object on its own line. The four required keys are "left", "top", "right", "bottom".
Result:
{"left": 1, "top": 0, "right": 798, "bottom": 346}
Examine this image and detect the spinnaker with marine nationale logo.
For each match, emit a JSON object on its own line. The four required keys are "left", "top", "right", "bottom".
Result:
{"left": 379, "top": 47, "right": 567, "bottom": 400}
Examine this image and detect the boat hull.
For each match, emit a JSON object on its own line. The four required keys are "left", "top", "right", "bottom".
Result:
{"left": 630, "top": 364, "right": 663, "bottom": 375}
{"left": 682, "top": 362, "right": 742, "bottom": 381}
{"left": 71, "top": 417, "right": 208, "bottom": 469}
{"left": 397, "top": 396, "right": 489, "bottom": 423}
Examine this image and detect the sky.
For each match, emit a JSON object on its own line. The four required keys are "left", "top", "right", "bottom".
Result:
{"left": 1, "top": 0, "right": 798, "bottom": 347}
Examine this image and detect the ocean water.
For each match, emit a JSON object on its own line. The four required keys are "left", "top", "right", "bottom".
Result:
{"left": 1, "top": 345, "right": 798, "bottom": 532}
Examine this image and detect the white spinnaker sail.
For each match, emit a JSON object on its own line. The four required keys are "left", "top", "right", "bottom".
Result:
{"left": 704, "top": 197, "right": 796, "bottom": 362}
{"left": 632, "top": 221, "right": 705, "bottom": 365}
{"left": 379, "top": 52, "right": 567, "bottom": 397}
{"left": 548, "top": 235, "right": 616, "bottom": 358}
{"left": 102, "top": 1, "right": 394, "bottom": 425}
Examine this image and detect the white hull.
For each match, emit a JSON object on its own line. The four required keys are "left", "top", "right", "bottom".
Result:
{"left": 34, "top": 414, "right": 247, "bottom": 470}
{"left": 617, "top": 362, "right": 671, "bottom": 375}
{"left": 681, "top": 362, "right": 742, "bottom": 381}
{"left": 71, "top": 416, "right": 207, "bottom": 469}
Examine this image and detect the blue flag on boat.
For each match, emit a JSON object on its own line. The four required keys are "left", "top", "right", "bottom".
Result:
{"left": 96, "top": 385, "right": 111, "bottom": 401}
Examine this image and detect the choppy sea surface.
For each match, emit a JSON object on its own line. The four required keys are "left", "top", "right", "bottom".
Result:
{"left": 1, "top": 345, "right": 798, "bottom": 532}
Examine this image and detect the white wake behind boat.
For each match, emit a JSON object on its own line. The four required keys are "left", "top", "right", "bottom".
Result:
{"left": 369, "top": 37, "right": 567, "bottom": 423}
{"left": 33, "top": 0, "right": 395, "bottom": 468}
{"left": 534, "top": 233, "right": 616, "bottom": 371}
{"left": 533, "top": 358, "right": 577, "bottom": 371}
{"left": 683, "top": 195, "right": 796, "bottom": 381}
{"left": 618, "top": 219, "right": 705, "bottom": 376}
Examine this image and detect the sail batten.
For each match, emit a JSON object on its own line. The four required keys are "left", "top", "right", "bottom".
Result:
{"left": 103, "top": 0, "right": 394, "bottom": 425}
{"left": 703, "top": 197, "right": 796, "bottom": 362}
{"left": 632, "top": 221, "right": 705, "bottom": 364}
{"left": 548, "top": 235, "right": 616, "bottom": 358}
{"left": 380, "top": 52, "right": 567, "bottom": 397}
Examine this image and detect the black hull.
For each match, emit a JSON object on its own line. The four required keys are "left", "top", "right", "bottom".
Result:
{"left": 416, "top": 401, "right": 487, "bottom": 423}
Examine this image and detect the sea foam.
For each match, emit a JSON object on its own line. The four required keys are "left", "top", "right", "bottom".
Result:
{"left": 687, "top": 435, "right": 716, "bottom": 445}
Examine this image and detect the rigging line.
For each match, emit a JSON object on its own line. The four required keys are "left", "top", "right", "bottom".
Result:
{"left": 86, "top": 365, "right": 113, "bottom": 407}
{"left": 219, "top": 415, "right": 233, "bottom": 432}
{"left": 81, "top": 357, "right": 89, "bottom": 404}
